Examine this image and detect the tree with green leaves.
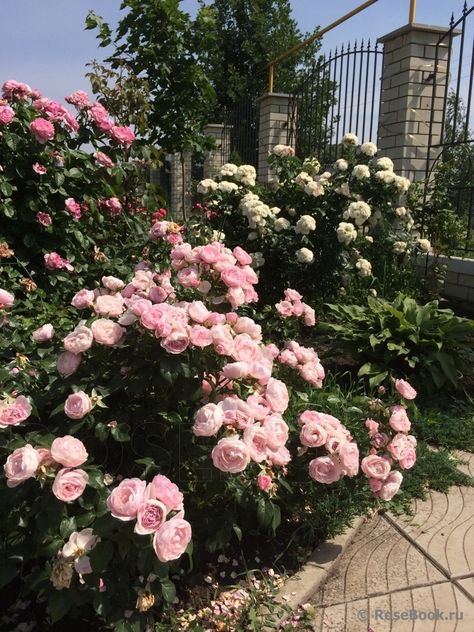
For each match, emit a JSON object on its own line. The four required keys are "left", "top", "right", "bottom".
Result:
{"left": 86, "top": 1, "right": 216, "bottom": 156}
{"left": 195, "top": 0, "right": 321, "bottom": 118}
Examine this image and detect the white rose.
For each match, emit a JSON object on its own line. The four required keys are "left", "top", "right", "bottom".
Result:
{"left": 335, "top": 158, "right": 349, "bottom": 171}
{"left": 197, "top": 179, "right": 218, "bottom": 194}
{"left": 355, "top": 258, "right": 372, "bottom": 277}
{"left": 336, "top": 222, "right": 357, "bottom": 245}
{"left": 296, "top": 247, "right": 314, "bottom": 264}
{"left": 272, "top": 144, "right": 295, "bottom": 157}
{"left": 251, "top": 252, "right": 265, "bottom": 268}
{"left": 342, "top": 133, "right": 358, "bottom": 146}
{"left": 375, "top": 157, "right": 394, "bottom": 171}
{"left": 274, "top": 218, "right": 291, "bottom": 232}
{"left": 360, "top": 142, "right": 377, "bottom": 157}
{"left": 417, "top": 238, "right": 431, "bottom": 253}
{"left": 217, "top": 181, "right": 239, "bottom": 194}
{"left": 304, "top": 181, "right": 324, "bottom": 197}
{"left": 352, "top": 164, "right": 370, "bottom": 180}
{"left": 295, "top": 215, "right": 316, "bottom": 235}
{"left": 220, "top": 163, "right": 238, "bottom": 177}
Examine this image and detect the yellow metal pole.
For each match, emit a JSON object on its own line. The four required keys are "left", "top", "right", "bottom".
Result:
{"left": 409, "top": 0, "right": 417, "bottom": 23}
{"left": 264, "top": 0, "right": 379, "bottom": 77}
{"left": 268, "top": 65, "right": 274, "bottom": 93}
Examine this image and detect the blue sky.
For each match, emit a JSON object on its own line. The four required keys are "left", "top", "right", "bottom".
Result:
{"left": 0, "top": 0, "right": 469, "bottom": 103}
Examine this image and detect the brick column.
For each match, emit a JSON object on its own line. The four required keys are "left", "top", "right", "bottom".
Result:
{"left": 378, "top": 24, "right": 459, "bottom": 182}
{"left": 258, "top": 93, "right": 293, "bottom": 182}
{"left": 202, "top": 124, "right": 232, "bottom": 178}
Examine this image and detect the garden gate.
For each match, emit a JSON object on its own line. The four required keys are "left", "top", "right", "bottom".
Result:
{"left": 425, "top": 3, "right": 474, "bottom": 252}
{"left": 287, "top": 40, "right": 383, "bottom": 163}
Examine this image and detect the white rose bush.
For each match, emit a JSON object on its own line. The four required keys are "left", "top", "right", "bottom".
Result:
{"left": 196, "top": 135, "right": 430, "bottom": 304}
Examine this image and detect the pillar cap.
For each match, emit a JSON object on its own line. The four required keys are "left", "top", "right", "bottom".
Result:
{"left": 377, "top": 22, "right": 460, "bottom": 44}
{"left": 258, "top": 92, "right": 291, "bottom": 102}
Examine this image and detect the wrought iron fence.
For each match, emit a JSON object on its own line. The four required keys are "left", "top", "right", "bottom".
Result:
{"left": 425, "top": 2, "right": 474, "bottom": 252}
{"left": 287, "top": 40, "right": 383, "bottom": 164}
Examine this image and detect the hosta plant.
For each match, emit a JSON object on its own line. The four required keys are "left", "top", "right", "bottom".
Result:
{"left": 319, "top": 293, "right": 474, "bottom": 392}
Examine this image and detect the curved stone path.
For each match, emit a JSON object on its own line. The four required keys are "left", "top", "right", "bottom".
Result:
{"left": 310, "top": 451, "right": 474, "bottom": 631}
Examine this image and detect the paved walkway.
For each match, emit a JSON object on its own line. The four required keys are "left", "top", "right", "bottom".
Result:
{"left": 310, "top": 451, "right": 474, "bottom": 631}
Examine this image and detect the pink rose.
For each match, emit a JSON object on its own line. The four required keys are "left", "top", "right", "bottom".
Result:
{"left": 36, "top": 212, "right": 52, "bottom": 226}
{"left": 233, "top": 316, "right": 261, "bottom": 340}
{"left": 198, "top": 243, "right": 222, "bottom": 263}
{"left": 0, "top": 288, "right": 14, "bottom": 309}
{"left": 150, "top": 475, "right": 184, "bottom": 511}
{"left": 94, "top": 294, "right": 125, "bottom": 318}
{"left": 30, "top": 118, "right": 55, "bottom": 143}
{"left": 135, "top": 499, "right": 168, "bottom": 535}
{"left": 36, "top": 447, "right": 54, "bottom": 466}
{"left": 337, "top": 442, "right": 360, "bottom": 477}
{"left": 309, "top": 456, "right": 343, "bottom": 483}
{"left": 102, "top": 276, "right": 124, "bottom": 292}
{"left": 57, "top": 351, "right": 82, "bottom": 377}
{"left": 212, "top": 437, "right": 251, "bottom": 473}
{"left": 243, "top": 424, "right": 268, "bottom": 462}
{"left": 303, "top": 305, "right": 316, "bottom": 326}
{"left": 189, "top": 325, "right": 213, "bottom": 348}
{"left": 262, "top": 415, "right": 289, "bottom": 450}
{"left": 266, "top": 445, "right": 291, "bottom": 466}
{"left": 395, "top": 379, "right": 417, "bottom": 400}
{"left": 109, "top": 125, "right": 135, "bottom": 147}
{"left": 33, "top": 162, "right": 47, "bottom": 174}
{"left": 177, "top": 266, "right": 201, "bottom": 289}
{"left": 188, "top": 301, "right": 210, "bottom": 324}
{"left": 0, "top": 105, "right": 14, "bottom": 124}
{"left": 221, "top": 266, "right": 247, "bottom": 288}
{"left": 71, "top": 289, "right": 95, "bottom": 309}
{"left": 63, "top": 325, "right": 93, "bottom": 354}
{"left": 398, "top": 447, "right": 416, "bottom": 470}
{"left": 389, "top": 405, "right": 411, "bottom": 433}
{"left": 361, "top": 455, "right": 391, "bottom": 480}
{"left": 365, "top": 418, "right": 379, "bottom": 435}
{"left": 65, "top": 197, "right": 82, "bottom": 220}
{"left": 52, "top": 468, "right": 88, "bottom": 502}
{"left": 94, "top": 151, "right": 115, "bottom": 167}
{"left": 371, "top": 432, "right": 389, "bottom": 449}
{"left": 161, "top": 329, "right": 189, "bottom": 354}
{"left": 153, "top": 517, "right": 192, "bottom": 562}
{"left": 387, "top": 433, "right": 415, "bottom": 460}
{"left": 66, "top": 90, "right": 91, "bottom": 109}
{"left": 276, "top": 301, "right": 294, "bottom": 317}
{"left": 300, "top": 422, "right": 327, "bottom": 448}
{"left": 64, "top": 391, "right": 92, "bottom": 419}
{"left": 32, "top": 323, "right": 54, "bottom": 343}
{"left": 232, "top": 334, "right": 260, "bottom": 363}
{"left": 91, "top": 319, "right": 125, "bottom": 346}
{"left": 211, "top": 325, "right": 235, "bottom": 355}
{"left": 0, "top": 395, "right": 32, "bottom": 427}
{"left": 233, "top": 246, "right": 253, "bottom": 266}
{"left": 264, "top": 378, "right": 289, "bottom": 414}
{"left": 4, "top": 444, "right": 40, "bottom": 487}
{"left": 257, "top": 474, "right": 272, "bottom": 491}
{"left": 193, "top": 403, "right": 224, "bottom": 437}
{"left": 374, "top": 470, "right": 403, "bottom": 501}
{"left": 107, "top": 478, "right": 147, "bottom": 520}
{"left": 51, "top": 436, "right": 88, "bottom": 467}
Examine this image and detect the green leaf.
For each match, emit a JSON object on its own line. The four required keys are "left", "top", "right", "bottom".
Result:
{"left": 59, "top": 516, "right": 77, "bottom": 539}
{"left": 48, "top": 588, "right": 73, "bottom": 623}
{"left": 111, "top": 423, "right": 131, "bottom": 442}
{"left": 160, "top": 578, "right": 176, "bottom": 603}
{"left": 90, "top": 541, "right": 114, "bottom": 573}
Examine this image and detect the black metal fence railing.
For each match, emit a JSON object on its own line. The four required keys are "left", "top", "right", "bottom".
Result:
{"left": 287, "top": 40, "right": 383, "bottom": 164}
{"left": 425, "top": 2, "right": 474, "bottom": 252}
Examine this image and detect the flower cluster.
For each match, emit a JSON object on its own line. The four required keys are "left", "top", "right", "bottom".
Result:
{"left": 298, "top": 411, "right": 360, "bottom": 483}
{"left": 148, "top": 219, "right": 184, "bottom": 245}
{"left": 107, "top": 475, "right": 191, "bottom": 563}
{"left": 195, "top": 377, "right": 291, "bottom": 474}
{"left": 51, "top": 528, "right": 100, "bottom": 589}
{"left": 4, "top": 437, "right": 89, "bottom": 501}
{"left": 275, "top": 288, "right": 316, "bottom": 327}
{"left": 361, "top": 379, "right": 418, "bottom": 501}
{"left": 0, "top": 395, "right": 32, "bottom": 428}
{"left": 239, "top": 192, "right": 280, "bottom": 235}
{"left": 277, "top": 341, "right": 325, "bottom": 387}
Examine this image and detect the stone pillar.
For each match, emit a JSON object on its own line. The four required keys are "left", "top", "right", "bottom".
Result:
{"left": 377, "top": 24, "right": 458, "bottom": 182}
{"left": 202, "top": 124, "right": 232, "bottom": 178}
{"left": 169, "top": 151, "right": 192, "bottom": 220}
{"left": 258, "top": 93, "right": 293, "bottom": 182}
